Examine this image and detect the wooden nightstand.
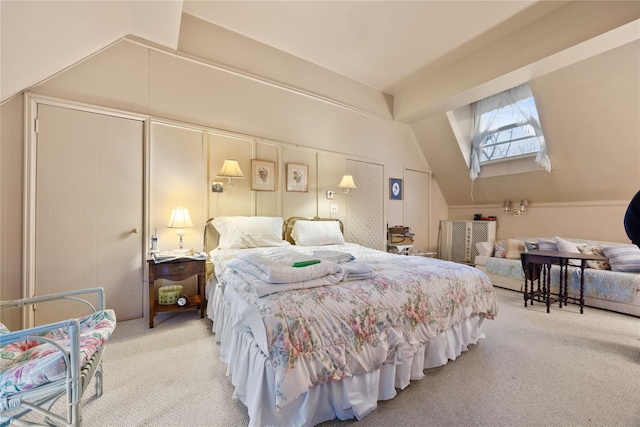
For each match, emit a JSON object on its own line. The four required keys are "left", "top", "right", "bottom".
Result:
{"left": 147, "top": 258, "right": 206, "bottom": 328}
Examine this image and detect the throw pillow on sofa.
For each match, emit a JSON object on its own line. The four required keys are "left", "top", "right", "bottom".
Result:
{"left": 555, "top": 236, "right": 583, "bottom": 266}
{"left": 505, "top": 239, "right": 526, "bottom": 259}
{"left": 578, "top": 244, "right": 611, "bottom": 270}
{"left": 494, "top": 241, "right": 507, "bottom": 258}
{"left": 537, "top": 239, "right": 558, "bottom": 251}
{"left": 476, "top": 241, "right": 495, "bottom": 257}
{"left": 602, "top": 245, "right": 640, "bottom": 272}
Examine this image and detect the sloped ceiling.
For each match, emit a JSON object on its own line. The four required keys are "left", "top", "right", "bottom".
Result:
{"left": 1, "top": 0, "right": 569, "bottom": 102}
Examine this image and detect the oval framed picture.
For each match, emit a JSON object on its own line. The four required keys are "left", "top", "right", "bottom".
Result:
{"left": 389, "top": 178, "right": 402, "bottom": 200}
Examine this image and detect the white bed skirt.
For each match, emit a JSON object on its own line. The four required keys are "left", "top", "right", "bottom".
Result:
{"left": 207, "top": 281, "right": 488, "bottom": 427}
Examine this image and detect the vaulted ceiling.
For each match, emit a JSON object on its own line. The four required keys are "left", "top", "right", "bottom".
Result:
{"left": 1, "top": 0, "right": 571, "bottom": 103}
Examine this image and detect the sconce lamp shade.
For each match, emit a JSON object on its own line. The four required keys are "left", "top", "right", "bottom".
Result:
{"left": 338, "top": 175, "right": 357, "bottom": 189}
{"left": 167, "top": 207, "right": 194, "bottom": 229}
{"left": 217, "top": 159, "right": 245, "bottom": 184}
{"left": 503, "top": 200, "right": 529, "bottom": 216}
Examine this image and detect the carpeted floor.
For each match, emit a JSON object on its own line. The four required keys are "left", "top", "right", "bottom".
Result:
{"left": 29, "top": 287, "right": 640, "bottom": 426}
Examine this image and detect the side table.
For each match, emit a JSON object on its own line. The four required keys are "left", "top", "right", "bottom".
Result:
{"left": 147, "top": 258, "right": 206, "bottom": 328}
{"left": 521, "top": 250, "right": 606, "bottom": 314}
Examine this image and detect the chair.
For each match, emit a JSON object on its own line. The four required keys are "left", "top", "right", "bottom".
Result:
{"left": 0, "top": 287, "right": 116, "bottom": 426}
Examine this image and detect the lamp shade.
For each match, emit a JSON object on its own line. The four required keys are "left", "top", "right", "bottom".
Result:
{"left": 217, "top": 159, "right": 245, "bottom": 178}
{"left": 338, "top": 175, "right": 357, "bottom": 189}
{"left": 167, "top": 207, "right": 194, "bottom": 229}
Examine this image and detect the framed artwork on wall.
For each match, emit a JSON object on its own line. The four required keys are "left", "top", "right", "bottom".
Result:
{"left": 389, "top": 178, "right": 403, "bottom": 200}
{"left": 251, "top": 159, "right": 276, "bottom": 191}
{"left": 286, "top": 163, "right": 308, "bottom": 192}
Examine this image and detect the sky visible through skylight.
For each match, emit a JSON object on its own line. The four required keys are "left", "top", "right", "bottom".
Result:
{"left": 480, "top": 97, "right": 541, "bottom": 162}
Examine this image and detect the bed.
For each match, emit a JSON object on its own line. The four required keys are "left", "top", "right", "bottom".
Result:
{"left": 205, "top": 216, "right": 499, "bottom": 426}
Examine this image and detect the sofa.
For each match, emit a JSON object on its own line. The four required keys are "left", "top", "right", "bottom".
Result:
{"left": 474, "top": 236, "right": 640, "bottom": 317}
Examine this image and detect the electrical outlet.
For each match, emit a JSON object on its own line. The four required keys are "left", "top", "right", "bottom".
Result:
{"left": 326, "top": 190, "right": 334, "bottom": 200}
{"left": 330, "top": 204, "right": 338, "bottom": 213}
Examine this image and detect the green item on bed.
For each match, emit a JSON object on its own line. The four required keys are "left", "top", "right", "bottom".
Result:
{"left": 292, "top": 260, "right": 321, "bottom": 268}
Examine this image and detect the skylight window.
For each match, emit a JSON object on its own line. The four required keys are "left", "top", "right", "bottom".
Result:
{"left": 469, "top": 83, "right": 551, "bottom": 180}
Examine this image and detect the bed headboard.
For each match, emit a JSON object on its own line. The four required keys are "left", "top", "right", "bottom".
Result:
{"left": 283, "top": 216, "right": 344, "bottom": 245}
{"left": 203, "top": 217, "right": 219, "bottom": 254}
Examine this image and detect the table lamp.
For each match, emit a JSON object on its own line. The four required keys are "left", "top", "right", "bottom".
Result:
{"left": 167, "top": 206, "right": 194, "bottom": 254}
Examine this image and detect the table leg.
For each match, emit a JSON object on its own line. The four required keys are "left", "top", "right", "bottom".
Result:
{"left": 149, "top": 276, "right": 155, "bottom": 328}
{"left": 579, "top": 261, "right": 586, "bottom": 314}
{"left": 544, "top": 263, "right": 551, "bottom": 314}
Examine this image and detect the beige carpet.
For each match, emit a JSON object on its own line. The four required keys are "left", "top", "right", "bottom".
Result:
{"left": 32, "top": 287, "right": 640, "bottom": 426}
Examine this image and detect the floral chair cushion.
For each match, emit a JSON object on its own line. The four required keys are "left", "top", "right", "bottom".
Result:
{"left": 0, "top": 309, "right": 116, "bottom": 398}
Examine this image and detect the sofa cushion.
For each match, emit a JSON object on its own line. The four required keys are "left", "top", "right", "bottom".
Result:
{"left": 602, "top": 245, "right": 640, "bottom": 273}
{"left": 524, "top": 241, "right": 539, "bottom": 251}
{"left": 578, "top": 244, "right": 611, "bottom": 270}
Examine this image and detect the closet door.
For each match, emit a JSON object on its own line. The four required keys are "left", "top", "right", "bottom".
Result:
{"left": 345, "top": 160, "right": 384, "bottom": 250}
{"left": 35, "top": 104, "right": 144, "bottom": 323}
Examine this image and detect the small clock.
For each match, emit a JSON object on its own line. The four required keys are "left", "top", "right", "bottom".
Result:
{"left": 176, "top": 295, "right": 189, "bottom": 307}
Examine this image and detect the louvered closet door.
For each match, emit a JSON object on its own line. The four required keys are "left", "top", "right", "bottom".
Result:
{"left": 345, "top": 160, "right": 384, "bottom": 250}
{"left": 35, "top": 104, "right": 144, "bottom": 324}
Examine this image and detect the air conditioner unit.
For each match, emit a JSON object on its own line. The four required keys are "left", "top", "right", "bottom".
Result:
{"left": 439, "top": 220, "right": 497, "bottom": 264}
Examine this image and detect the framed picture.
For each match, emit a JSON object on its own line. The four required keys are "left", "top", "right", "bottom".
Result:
{"left": 286, "top": 163, "right": 308, "bottom": 192}
{"left": 251, "top": 159, "right": 276, "bottom": 191}
{"left": 389, "top": 178, "right": 403, "bottom": 200}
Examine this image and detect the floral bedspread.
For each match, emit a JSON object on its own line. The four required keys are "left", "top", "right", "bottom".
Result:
{"left": 213, "top": 243, "right": 498, "bottom": 410}
{"left": 0, "top": 309, "right": 116, "bottom": 398}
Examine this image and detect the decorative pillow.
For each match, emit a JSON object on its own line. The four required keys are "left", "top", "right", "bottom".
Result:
{"left": 494, "top": 240, "right": 507, "bottom": 258}
{"left": 0, "top": 323, "right": 9, "bottom": 334}
{"left": 291, "top": 220, "right": 345, "bottom": 246}
{"left": 602, "top": 245, "right": 640, "bottom": 272}
{"left": 537, "top": 239, "right": 558, "bottom": 252}
{"left": 524, "top": 241, "right": 539, "bottom": 252}
{"left": 555, "top": 237, "right": 583, "bottom": 266}
{"left": 212, "top": 216, "right": 290, "bottom": 249}
{"left": 578, "top": 244, "right": 611, "bottom": 270}
{"left": 505, "top": 239, "right": 526, "bottom": 259}
{"left": 476, "top": 241, "right": 494, "bottom": 257}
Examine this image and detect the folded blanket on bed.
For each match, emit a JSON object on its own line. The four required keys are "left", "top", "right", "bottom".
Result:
{"left": 341, "top": 261, "right": 374, "bottom": 281}
{"left": 231, "top": 249, "right": 345, "bottom": 284}
{"left": 312, "top": 250, "right": 355, "bottom": 264}
{"left": 230, "top": 268, "right": 345, "bottom": 297}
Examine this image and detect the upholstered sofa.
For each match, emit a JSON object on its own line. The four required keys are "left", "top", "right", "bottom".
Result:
{"left": 474, "top": 237, "right": 640, "bottom": 317}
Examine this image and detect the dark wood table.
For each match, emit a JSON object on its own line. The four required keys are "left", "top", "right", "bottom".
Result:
{"left": 520, "top": 250, "right": 607, "bottom": 314}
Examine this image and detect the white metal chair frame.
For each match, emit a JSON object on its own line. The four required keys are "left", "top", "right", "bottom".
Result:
{"left": 0, "top": 287, "right": 110, "bottom": 427}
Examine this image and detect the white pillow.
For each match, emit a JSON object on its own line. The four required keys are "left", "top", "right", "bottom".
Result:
{"left": 212, "top": 216, "right": 290, "bottom": 249}
{"left": 475, "top": 241, "right": 494, "bottom": 257}
{"left": 291, "top": 220, "right": 345, "bottom": 246}
{"left": 555, "top": 236, "right": 583, "bottom": 266}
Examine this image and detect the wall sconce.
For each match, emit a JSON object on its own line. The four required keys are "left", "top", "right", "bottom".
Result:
{"left": 503, "top": 200, "right": 528, "bottom": 216}
{"left": 167, "top": 206, "right": 194, "bottom": 254}
{"left": 216, "top": 159, "right": 245, "bottom": 185}
{"left": 327, "top": 175, "right": 357, "bottom": 199}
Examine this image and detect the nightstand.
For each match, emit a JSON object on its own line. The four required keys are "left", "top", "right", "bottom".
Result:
{"left": 147, "top": 258, "right": 206, "bottom": 328}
